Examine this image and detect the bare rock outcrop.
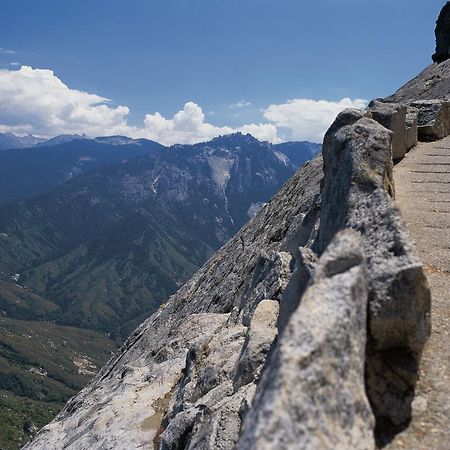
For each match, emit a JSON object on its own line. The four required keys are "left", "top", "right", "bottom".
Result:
{"left": 433, "top": 1, "right": 450, "bottom": 63}
{"left": 387, "top": 59, "right": 450, "bottom": 103}
{"left": 388, "top": 3, "right": 450, "bottom": 103}
{"left": 367, "top": 100, "right": 407, "bottom": 161}
{"left": 237, "top": 230, "right": 375, "bottom": 450}
{"left": 410, "top": 99, "right": 450, "bottom": 141}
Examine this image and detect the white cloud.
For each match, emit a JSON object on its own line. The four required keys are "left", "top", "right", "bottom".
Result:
{"left": 0, "top": 66, "right": 278, "bottom": 145}
{"left": 0, "top": 66, "right": 130, "bottom": 138}
{"left": 0, "top": 66, "right": 367, "bottom": 145}
{"left": 142, "top": 102, "right": 278, "bottom": 145}
{"left": 230, "top": 100, "right": 251, "bottom": 109}
{"left": 0, "top": 47, "right": 16, "bottom": 55}
{"left": 263, "top": 98, "right": 368, "bottom": 143}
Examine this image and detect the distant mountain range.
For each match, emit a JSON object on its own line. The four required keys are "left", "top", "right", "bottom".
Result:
{"left": 0, "top": 133, "right": 45, "bottom": 150}
{"left": 0, "top": 133, "right": 298, "bottom": 336}
{"left": 0, "top": 132, "right": 151, "bottom": 151}
{"left": 0, "top": 131, "right": 321, "bottom": 337}
{"left": 0, "top": 138, "right": 165, "bottom": 206}
{"left": 0, "top": 133, "right": 320, "bottom": 207}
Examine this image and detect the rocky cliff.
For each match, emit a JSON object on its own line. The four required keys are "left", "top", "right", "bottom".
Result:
{"left": 24, "top": 6, "right": 450, "bottom": 450}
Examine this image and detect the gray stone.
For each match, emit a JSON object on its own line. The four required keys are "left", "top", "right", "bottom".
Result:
{"left": 234, "top": 299, "right": 279, "bottom": 388}
{"left": 158, "top": 298, "right": 280, "bottom": 449}
{"left": 410, "top": 99, "right": 450, "bottom": 141}
{"left": 277, "top": 246, "right": 317, "bottom": 332}
{"left": 318, "top": 112, "right": 395, "bottom": 254}
{"left": 159, "top": 383, "right": 256, "bottom": 450}
{"left": 387, "top": 59, "right": 450, "bottom": 104}
{"left": 237, "top": 230, "right": 375, "bottom": 450}
{"left": 318, "top": 113, "right": 431, "bottom": 428}
{"left": 322, "top": 108, "right": 368, "bottom": 150}
{"left": 433, "top": 2, "right": 450, "bottom": 63}
{"left": 367, "top": 100, "right": 407, "bottom": 161}
{"left": 405, "top": 106, "right": 419, "bottom": 150}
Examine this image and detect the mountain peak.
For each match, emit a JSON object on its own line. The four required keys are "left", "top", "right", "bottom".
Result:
{"left": 35, "top": 133, "right": 90, "bottom": 147}
{"left": 94, "top": 135, "right": 138, "bottom": 145}
{"left": 0, "top": 132, "right": 45, "bottom": 150}
{"left": 209, "top": 132, "right": 264, "bottom": 147}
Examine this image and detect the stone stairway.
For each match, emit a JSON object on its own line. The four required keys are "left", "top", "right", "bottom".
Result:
{"left": 388, "top": 137, "right": 450, "bottom": 449}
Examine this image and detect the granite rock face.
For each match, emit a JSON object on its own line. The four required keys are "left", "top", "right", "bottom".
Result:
{"left": 410, "top": 99, "right": 450, "bottom": 141}
{"left": 387, "top": 59, "right": 450, "bottom": 103}
{"left": 387, "top": 3, "right": 450, "bottom": 102}
{"left": 433, "top": 2, "right": 450, "bottom": 63}
{"left": 367, "top": 100, "right": 407, "bottom": 160}
{"left": 237, "top": 230, "right": 375, "bottom": 450}
{"left": 405, "top": 106, "right": 419, "bottom": 150}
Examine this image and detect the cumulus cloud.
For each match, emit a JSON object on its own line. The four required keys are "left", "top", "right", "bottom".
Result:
{"left": 142, "top": 102, "right": 232, "bottom": 145}
{"left": 142, "top": 102, "right": 278, "bottom": 145}
{"left": 0, "top": 66, "right": 130, "bottom": 137}
{"left": 263, "top": 98, "right": 368, "bottom": 143}
{"left": 0, "top": 66, "right": 367, "bottom": 145}
{"left": 0, "top": 66, "right": 278, "bottom": 145}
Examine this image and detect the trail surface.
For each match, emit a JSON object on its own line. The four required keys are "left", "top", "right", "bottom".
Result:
{"left": 389, "top": 137, "right": 450, "bottom": 449}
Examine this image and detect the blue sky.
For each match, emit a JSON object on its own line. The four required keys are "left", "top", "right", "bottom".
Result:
{"left": 0, "top": 0, "right": 445, "bottom": 144}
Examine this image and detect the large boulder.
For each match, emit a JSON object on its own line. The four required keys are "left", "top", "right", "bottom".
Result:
{"left": 158, "top": 300, "right": 280, "bottom": 450}
{"left": 433, "top": 2, "right": 450, "bottom": 63}
{"left": 410, "top": 99, "right": 450, "bottom": 141}
{"left": 234, "top": 299, "right": 279, "bottom": 388}
{"left": 367, "top": 100, "right": 407, "bottom": 161}
{"left": 318, "top": 112, "right": 431, "bottom": 432}
{"left": 405, "top": 106, "right": 419, "bottom": 150}
{"left": 237, "top": 230, "right": 375, "bottom": 450}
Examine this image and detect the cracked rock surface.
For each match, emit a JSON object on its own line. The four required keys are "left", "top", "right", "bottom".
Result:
{"left": 237, "top": 230, "right": 375, "bottom": 450}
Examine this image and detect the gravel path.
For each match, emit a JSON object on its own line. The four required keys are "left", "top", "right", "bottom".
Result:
{"left": 387, "top": 137, "right": 450, "bottom": 449}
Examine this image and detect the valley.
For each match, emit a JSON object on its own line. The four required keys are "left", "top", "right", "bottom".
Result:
{"left": 0, "top": 317, "right": 117, "bottom": 450}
